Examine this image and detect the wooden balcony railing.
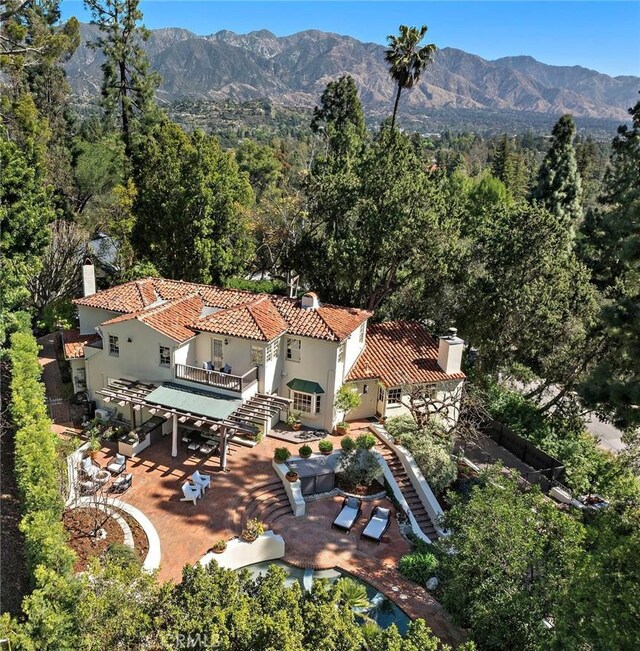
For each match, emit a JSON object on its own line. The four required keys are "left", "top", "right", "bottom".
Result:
{"left": 175, "top": 363, "right": 258, "bottom": 393}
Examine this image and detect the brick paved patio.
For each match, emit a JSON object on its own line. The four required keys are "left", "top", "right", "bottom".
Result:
{"left": 88, "top": 428, "right": 464, "bottom": 645}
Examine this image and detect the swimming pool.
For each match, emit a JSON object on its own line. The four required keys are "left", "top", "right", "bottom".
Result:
{"left": 239, "top": 560, "right": 410, "bottom": 634}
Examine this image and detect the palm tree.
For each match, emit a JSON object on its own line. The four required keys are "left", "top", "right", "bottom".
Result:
{"left": 385, "top": 25, "right": 436, "bottom": 129}
{"left": 335, "top": 577, "right": 371, "bottom": 612}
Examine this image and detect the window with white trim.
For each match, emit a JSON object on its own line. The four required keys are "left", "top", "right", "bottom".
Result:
{"left": 338, "top": 342, "right": 345, "bottom": 363}
{"left": 286, "top": 337, "right": 301, "bottom": 362}
{"left": 387, "top": 388, "right": 402, "bottom": 405}
{"left": 292, "top": 391, "right": 313, "bottom": 413}
{"left": 251, "top": 345, "right": 264, "bottom": 365}
{"left": 266, "top": 338, "right": 280, "bottom": 362}
{"left": 358, "top": 323, "right": 366, "bottom": 344}
{"left": 159, "top": 345, "right": 171, "bottom": 366}
{"left": 109, "top": 335, "right": 119, "bottom": 356}
{"left": 315, "top": 394, "right": 322, "bottom": 414}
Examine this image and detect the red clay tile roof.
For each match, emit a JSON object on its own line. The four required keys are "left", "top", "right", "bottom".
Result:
{"left": 270, "top": 296, "right": 371, "bottom": 342}
{"left": 73, "top": 277, "right": 371, "bottom": 342}
{"left": 73, "top": 278, "right": 159, "bottom": 313}
{"left": 62, "top": 329, "right": 101, "bottom": 359}
{"left": 346, "top": 321, "right": 466, "bottom": 387}
{"left": 194, "top": 296, "right": 288, "bottom": 341}
{"left": 101, "top": 294, "right": 204, "bottom": 343}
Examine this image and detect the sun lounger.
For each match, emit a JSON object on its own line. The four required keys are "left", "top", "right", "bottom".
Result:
{"left": 361, "top": 506, "right": 391, "bottom": 543}
{"left": 332, "top": 496, "right": 362, "bottom": 533}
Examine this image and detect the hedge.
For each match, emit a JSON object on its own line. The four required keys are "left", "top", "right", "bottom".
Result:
{"left": 9, "top": 332, "right": 74, "bottom": 578}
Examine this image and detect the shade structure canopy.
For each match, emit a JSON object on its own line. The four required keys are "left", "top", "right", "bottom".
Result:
{"left": 286, "top": 378, "right": 325, "bottom": 394}
{"left": 145, "top": 382, "right": 241, "bottom": 421}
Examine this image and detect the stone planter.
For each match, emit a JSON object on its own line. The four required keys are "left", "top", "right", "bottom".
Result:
{"left": 286, "top": 472, "right": 299, "bottom": 483}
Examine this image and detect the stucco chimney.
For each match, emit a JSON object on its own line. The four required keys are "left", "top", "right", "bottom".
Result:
{"left": 301, "top": 291, "right": 320, "bottom": 310}
{"left": 437, "top": 327, "right": 464, "bottom": 375}
{"left": 82, "top": 257, "right": 96, "bottom": 297}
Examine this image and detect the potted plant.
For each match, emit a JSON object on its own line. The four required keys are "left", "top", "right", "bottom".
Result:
{"left": 340, "top": 436, "right": 356, "bottom": 453}
{"left": 333, "top": 384, "right": 361, "bottom": 435}
{"left": 274, "top": 447, "right": 291, "bottom": 463}
{"left": 211, "top": 539, "right": 227, "bottom": 554}
{"left": 318, "top": 439, "right": 333, "bottom": 455}
{"left": 241, "top": 518, "right": 265, "bottom": 542}
{"left": 287, "top": 411, "right": 302, "bottom": 431}
{"left": 285, "top": 469, "right": 299, "bottom": 482}
{"left": 88, "top": 435, "right": 102, "bottom": 460}
{"left": 299, "top": 444, "right": 312, "bottom": 458}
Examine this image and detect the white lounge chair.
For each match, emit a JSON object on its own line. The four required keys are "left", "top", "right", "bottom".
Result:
{"left": 191, "top": 470, "right": 211, "bottom": 493}
{"left": 332, "top": 497, "right": 362, "bottom": 533}
{"left": 181, "top": 482, "right": 201, "bottom": 505}
{"left": 79, "top": 479, "right": 99, "bottom": 495}
{"left": 107, "top": 453, "right": 126, "bottom": 475}
{"left": 361, "top": 506, "right": 391, "bottom": 543}
{"left": 81, "top": 457, "right": 100, "bottom": 479}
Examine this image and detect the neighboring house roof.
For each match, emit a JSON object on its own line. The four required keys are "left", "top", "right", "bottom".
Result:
{"left": 194, "top": 296, "right": 288, "bottom": 341}
{"left": 346, "top": 321, "right": 466, "bottom": 388}
{"left": 101, "top": 294, "right": 204, "bottom": 343}
{"left": 62, "top": 329, "right": 101, "bottom": 359}
{"left": 74, "top": 277, "right": 371, "bottom": 342}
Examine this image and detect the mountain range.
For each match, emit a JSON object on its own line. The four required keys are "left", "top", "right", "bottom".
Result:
{"left": 65, "top": 24, "right": 639, "bottom": 124}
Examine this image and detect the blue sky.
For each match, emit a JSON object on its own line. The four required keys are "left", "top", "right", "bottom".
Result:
{"left": 61, "top": 1, "right": 640, "bottom": 77}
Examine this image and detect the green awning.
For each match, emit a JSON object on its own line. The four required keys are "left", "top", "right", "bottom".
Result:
{"left": 146, "top": 382, "right": 241, "bottom": 421}
{"left": 286, "top": 378, "right": 325, "bottom": 394}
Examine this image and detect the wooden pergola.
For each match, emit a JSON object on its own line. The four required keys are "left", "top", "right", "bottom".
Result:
{"left": 96, "top": 379, "right": 289, "bottom": 471}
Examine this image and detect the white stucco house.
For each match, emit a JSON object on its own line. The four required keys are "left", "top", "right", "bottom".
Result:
{"left": 62, "top": 263, "right": 465, "bottom": 458}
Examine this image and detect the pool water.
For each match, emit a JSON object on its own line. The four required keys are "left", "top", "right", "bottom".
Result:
{"left": 239, "top": 560, "right": 410, "bottom": 634}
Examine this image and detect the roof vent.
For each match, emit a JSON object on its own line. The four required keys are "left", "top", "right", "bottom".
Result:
{"left": 301, "top": 291, "right": 320, "bottom": 310}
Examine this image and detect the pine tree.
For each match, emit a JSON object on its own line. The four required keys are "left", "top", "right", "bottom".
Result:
{"left": 532, "top": 114, "right": 583, "bottom": 242}
{"left": 85, "top": 0, "right": 160, "bottom": 159}
{"left": 579, "top": 99, "right": 640, "bottom": 430}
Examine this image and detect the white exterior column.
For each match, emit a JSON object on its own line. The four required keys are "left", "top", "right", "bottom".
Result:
{"left": 171, "top": 414, "right": 178, "bottom": 457}
{"left": 220, "top": 430, "right": 228, "bottom": 471}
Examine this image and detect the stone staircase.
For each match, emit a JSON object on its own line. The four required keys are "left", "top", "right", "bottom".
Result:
{"left": 237, "top": 478, "right": 293, "bottom": 532}
{"left": 375, "top": 439, "right": 440, "bottom": 542}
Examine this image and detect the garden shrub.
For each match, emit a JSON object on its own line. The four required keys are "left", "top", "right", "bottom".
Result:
{"left": 340, "top": 435, "right": 356, "bottom": 452}
{"left": 399, "top": 549, "right": 439, "bottom": 586}
{"left": 355, "top": 433, "right": 376, "bottom": 450}
{"left": 274, "top": 447, "right": 290, "bottom": 462}
{"left": 9, "top": 332, "right": 74, "bottom": 578}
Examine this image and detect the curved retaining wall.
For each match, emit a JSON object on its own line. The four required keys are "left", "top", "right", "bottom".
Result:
{"left": 199, "top": 531, "right": 285, "bottom": 570}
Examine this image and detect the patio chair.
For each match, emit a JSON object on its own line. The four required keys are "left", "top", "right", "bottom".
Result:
{"left": 191, "top": 470, "right": 211, "bottom": 493}
{"left": 81, "top": 456, "right": 100, "bottom": 479}
{"left": 187, "top": 440, "right": 201, "bottom": 452}
{"left": 332, "top": 496, "right": 362, "bottom": 533}
{"left": 79, "top": 479, "right": 100, "bottom": 495}
{"left": 110, "top": 473, "right": 133, "bottom": 494}
{"left": 360, "top": 506, "right": 391, "bottom": 544}
{"left": 107, "top": 453, "right": 126, "bottom": 475}
{"left": 181, "top": 481, "right": 201, "bottom": 505}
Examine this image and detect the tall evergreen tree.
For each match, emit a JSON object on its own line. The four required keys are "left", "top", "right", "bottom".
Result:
{"left": 532, "top": 114, "right": 583, "bottom": 243}
{"left": 310, "top": 75, "right": 367, "bottom": 161}
{"left": 84, "top": 0, "right": 160, "bottom": 159}
{"left": 384, "top": 25, "right": 436, "bottom": 129}
{"left": 579, "top": 99, "right": 640, "bottom": 430}
{"left": 488, "top": 135, "right": 529, "bottom": 199}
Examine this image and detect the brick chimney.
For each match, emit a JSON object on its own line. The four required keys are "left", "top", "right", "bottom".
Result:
{"left": 82, "top": 257, "right": 96, "bottom": 297}
{"left": 437, "top": 327, "right": 464, "bottom": 375}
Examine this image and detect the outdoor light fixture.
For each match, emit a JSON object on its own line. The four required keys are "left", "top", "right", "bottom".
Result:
{"left": 127, "top": 337, "right": 132, "bottom": 343}
{"left": 224, "top": 338, "right": 229, "bottom": 345}
{"left": 363, "top": 384, "right": 369, "bottom": 394}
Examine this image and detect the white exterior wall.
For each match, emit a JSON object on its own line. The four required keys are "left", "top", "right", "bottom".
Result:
{"left": 262, "top": 337, "right": 283, "bottom": 395}
{"left": 77, "top": 306, "right": 120, "bottom": 335}
{"left": 193, "top": 333, "right": 257, "bottom": 377}
{"left": 342, "top": 321, "right": 367, "bottom": 379}
{"left": 85, "top": 319, "right": 187, "bottom": 411}
{"left": 344, "top": 379, "right": 378, "bottom": 420}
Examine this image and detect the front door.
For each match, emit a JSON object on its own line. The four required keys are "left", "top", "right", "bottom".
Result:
{"left": 376, "top": 386, "right": 385, "bottom": 418}
{"left": 212, "top": 339, "right": 224, "bottom": 368}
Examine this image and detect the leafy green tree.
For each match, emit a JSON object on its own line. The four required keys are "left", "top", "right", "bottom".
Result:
{"left": 532, "top": 114, "right": 583, "bottom": 243}
{"left": 555, "top": 504, "right": 640, "bottom": 650}
{"left": 438, "top": 467, "right": 584, "bottom": 650}
{"left": 131, "top": 119, "right": 254, "bottom": 283}
{"left": 385, "top": 25, "right": 436, "bottom": 129}
{"left": 297, "top": 124, "right": 447, "bottom": 310}
{"left": 85, "top": 0, "right": 160, "bottom": 158}
{"left": 235, "top": 139, "right": 282, "bottom": 198}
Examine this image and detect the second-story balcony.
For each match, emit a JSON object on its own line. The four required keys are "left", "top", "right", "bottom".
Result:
{"left": 175, "top": 363, "right": 258, "bottom": 394}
